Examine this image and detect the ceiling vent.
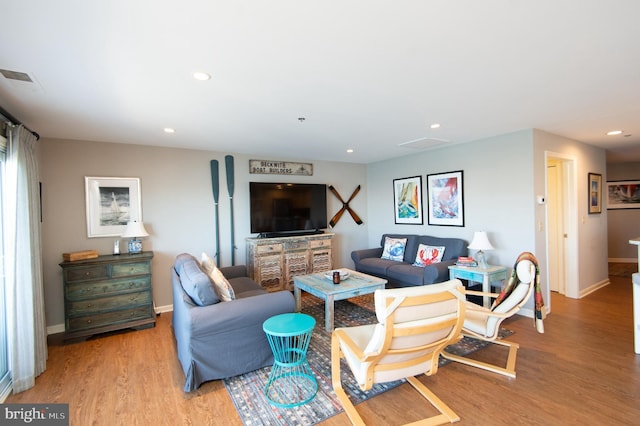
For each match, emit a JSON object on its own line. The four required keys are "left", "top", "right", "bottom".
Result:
{"left": 0, "top": 69, "right": 33, "bottom": 82}
{"left": 398, "top": 137, "right": 450, "bottom": 149}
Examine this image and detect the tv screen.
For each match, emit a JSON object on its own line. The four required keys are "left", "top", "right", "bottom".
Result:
{"left": 250, "top": 182, "right": 327, "bottom": 236}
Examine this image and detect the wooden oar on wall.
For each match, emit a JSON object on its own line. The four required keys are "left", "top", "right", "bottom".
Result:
{"left": 328, "top": 185, "right": 363, "bottom": 227}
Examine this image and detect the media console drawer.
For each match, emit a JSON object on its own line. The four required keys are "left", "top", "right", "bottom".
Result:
{"left": 60, "top": 251, "right": 155, "bottom": 342}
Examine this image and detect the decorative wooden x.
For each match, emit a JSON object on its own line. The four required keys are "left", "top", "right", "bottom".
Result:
{"left": 328, "top": 185, "right": 363, "bottom": 227}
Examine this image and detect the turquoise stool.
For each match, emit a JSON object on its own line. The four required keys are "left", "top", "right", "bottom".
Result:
{"left": 262, "top": 313, "right": 318, "bottom": 407}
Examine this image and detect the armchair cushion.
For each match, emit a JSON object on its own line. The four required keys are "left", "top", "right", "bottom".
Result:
{"left": 178, "top": 257, "right": 219, "bottom": 306}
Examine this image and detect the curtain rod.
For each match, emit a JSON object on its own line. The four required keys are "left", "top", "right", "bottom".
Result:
{"left": 0, "top": 105, "right": 40, "bottom": 140}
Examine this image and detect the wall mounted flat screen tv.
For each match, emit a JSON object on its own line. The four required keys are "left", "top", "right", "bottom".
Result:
{"left": 250, "top": 182, "right": 327, "bottom": 236}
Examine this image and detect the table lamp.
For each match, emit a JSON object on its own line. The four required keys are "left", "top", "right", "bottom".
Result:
{"left": 468, "top": 231, "right": 494, "bottom": 269}
{"left": 121, "top": 220, "right": 149, "bottom": 254}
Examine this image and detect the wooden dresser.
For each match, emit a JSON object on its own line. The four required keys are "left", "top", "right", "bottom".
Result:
{"left": 246, "top": 233, "right": 333, "bottom": 292}
{"left": 59, "top": 251, "right": 155, "bottom": 342}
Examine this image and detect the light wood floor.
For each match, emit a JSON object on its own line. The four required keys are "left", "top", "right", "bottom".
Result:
{"left": 6, "top": 274, "right": 640, "bottom": 425}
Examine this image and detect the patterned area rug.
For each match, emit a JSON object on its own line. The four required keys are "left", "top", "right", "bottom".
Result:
{"left": 224, "top": 294, "right": 512, "bottom": 426}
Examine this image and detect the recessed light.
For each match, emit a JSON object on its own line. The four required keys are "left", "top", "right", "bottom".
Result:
{"left": 607, "top": 130, "right": 623, "bottom": 136}
{"left": 430, "top": 123, "right": 441, "bottom": 129}
{"left": 164, "top": 128, "right": 176, "bottom": 134}
{"left": 347, "top": 149, "right": 354, "bottom": 153}
{"left": 193, "top": 72, "right": 211, "bottom": 81}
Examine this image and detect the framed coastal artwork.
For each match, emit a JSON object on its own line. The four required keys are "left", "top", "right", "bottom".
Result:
{"left": 85, "top": 177, "right": 142, "bottom": 237}
{"left": 426, "top": 170, "right": 464, "bottom": 227}
{"left": 606, "top": 180, "right": 640, "bottom": 210}
{"left": 588, "top": 172, "right": 602, "bottom": 214}
{"left": 393, "top": 176, "right": 423, "bottom": 224}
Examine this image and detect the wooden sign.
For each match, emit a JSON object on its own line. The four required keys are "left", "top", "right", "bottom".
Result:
{"left": 249, "top": 160, "right": 313, "bottom": 176}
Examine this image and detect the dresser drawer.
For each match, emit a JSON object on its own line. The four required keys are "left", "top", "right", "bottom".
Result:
{"left": 65, "top": 277, "right": 151, "bottom": 301}
{"left": 64, "top": 265, "right": 109, "bottom": 283}
{"left": 67, "top": 291, "right": 152, "bottom": 317}
{"left": 256, "top": 244, "right": 282, "bottom": 254}
{"left": 309, "top": 239, "right": 331, "bottom": 249}
{"left": 112, "top": 261, "right": 151, "bottom": 277}
{"left": 68, "top": 306, "right": 154, "bottom": 332}
{"left": 284, "top": 239, "right": 308, "bottom": 250}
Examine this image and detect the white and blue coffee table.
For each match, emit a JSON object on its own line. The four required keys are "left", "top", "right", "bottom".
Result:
{"left": 293, "top": 268, "right": 387, "bottom": 332}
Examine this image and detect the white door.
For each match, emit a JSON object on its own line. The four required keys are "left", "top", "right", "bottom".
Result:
{"left": 547, "top": 160, "right": 565, "bottom": 294}
{"left": 545, "top": 153, "right": 578, "bottom": 303}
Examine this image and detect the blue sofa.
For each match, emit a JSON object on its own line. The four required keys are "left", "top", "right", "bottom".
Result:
{"left": 171, "top": 253, "right": 295, "bottom": 392}
{"left": 351, "top": 234, "right": 468, "bottom": 287}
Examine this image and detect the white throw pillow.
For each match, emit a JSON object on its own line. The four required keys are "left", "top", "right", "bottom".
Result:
{"left": 381, "top": 237, "right": 407, "bottom": 262}
{"left": 413, "top": 244, "right": 445, "bottom": 267}
{"left": 200, "top": 252, "right": 236, "bottom": 302}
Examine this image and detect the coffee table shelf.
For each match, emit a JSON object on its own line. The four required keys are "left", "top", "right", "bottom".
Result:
{"left": 293, "top": 269, "right": 387, "bottom": 331}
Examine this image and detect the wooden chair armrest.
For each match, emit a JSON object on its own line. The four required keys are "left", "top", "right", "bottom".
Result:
{"left": 464, "top": 289, "right": 500, "bottom": 298}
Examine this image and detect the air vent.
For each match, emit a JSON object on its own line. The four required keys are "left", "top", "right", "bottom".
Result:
{"left": 398, "top": 137, "right": 450, "bottom": 149}
{"left": 0, "top": 69, "right": 33, "bottom": 82}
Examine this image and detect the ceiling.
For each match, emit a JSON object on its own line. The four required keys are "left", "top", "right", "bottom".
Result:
{"left": 1, "top": 1, "right": 640, "bottom": 164}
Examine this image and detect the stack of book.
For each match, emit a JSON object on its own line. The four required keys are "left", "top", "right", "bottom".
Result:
{"left": 455, "top": 256, "right": 478, "bottom": 267}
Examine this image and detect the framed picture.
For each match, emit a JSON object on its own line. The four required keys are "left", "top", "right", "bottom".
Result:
{"left": 588, "top": 173, "right": 602, "bottom": 214}
{"left": 393, "top": 176, "right": 423, "bottom": 224}
{"left": 85, "top": 177, "right": 142, "bottom": 237}
{"left": 426, "top": 170, "right": 464, "bottom": 227}
{"left": 606, "top": 180, "right": 640, "bottom": 210}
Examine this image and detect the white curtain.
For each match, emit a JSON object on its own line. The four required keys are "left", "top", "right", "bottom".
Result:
{"left": 4, "top": 125, "right": 47, "bottom": 393}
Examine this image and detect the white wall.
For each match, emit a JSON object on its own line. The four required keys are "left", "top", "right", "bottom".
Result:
{"left": 366, "top": 130, "right": 539, "bottom": 313}
{"left": 532, "top": 129, "right": 609, "bottom": 298}
{"left": 366, "top": 129, "right": 536, "bottom": 269}
{"left": 39, "top": 138, "right": 368, "bottom": 329}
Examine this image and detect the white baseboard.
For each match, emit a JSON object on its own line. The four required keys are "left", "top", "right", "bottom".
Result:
{"left": 579, "top": 278, "right": 610, "bottom": 298}
{"left": 47, "top": 324, "right": 65, "bottom": 336}
{"left": 155, "top": 304, "right": 173, "bottom": 314}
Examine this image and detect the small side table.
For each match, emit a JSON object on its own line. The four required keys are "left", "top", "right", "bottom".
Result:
{"left": 262, "top": 313, "right": 318, "bottom": 407}
{"left": 448, "top": 264, "right": 509, "bottom": 308}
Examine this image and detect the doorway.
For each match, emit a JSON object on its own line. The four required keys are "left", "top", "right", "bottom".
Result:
{"left": 545, "top": 153, "right": 579, "bottom": 303}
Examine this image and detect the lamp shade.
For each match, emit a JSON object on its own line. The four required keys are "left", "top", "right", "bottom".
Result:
{"left": 468, "top": 231, "right": 494, "bottom": 251}
{"left": 121, "top": 221, "right": 149, "bottom": 238}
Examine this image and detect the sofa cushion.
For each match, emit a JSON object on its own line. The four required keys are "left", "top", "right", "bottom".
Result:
{"left": 229, "top": 276, "right": 267, "bottom": 297}
{"left": 413, "top": 244, "right": 445, "bottom": 267}
{"left": 381, "top": 237, "right": 407, "bottom": 261}
{"left": 200, "top": 252, "right": 236, "bottom": 301}
{"left": 386, "top": 264, "right": 426, "bottom": 287}
{"left": 178, "top": 259, "right": 220, "bottom": 306}
{"left": 357, "top": 257, "right": 409, "bottom": 277}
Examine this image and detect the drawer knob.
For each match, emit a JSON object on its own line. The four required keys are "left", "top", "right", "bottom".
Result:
{"left": 86, "top": 319, "right": 92, "bottom": 324}
{"left": 87, "top": 303, "right": 93, "bottom": 308}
